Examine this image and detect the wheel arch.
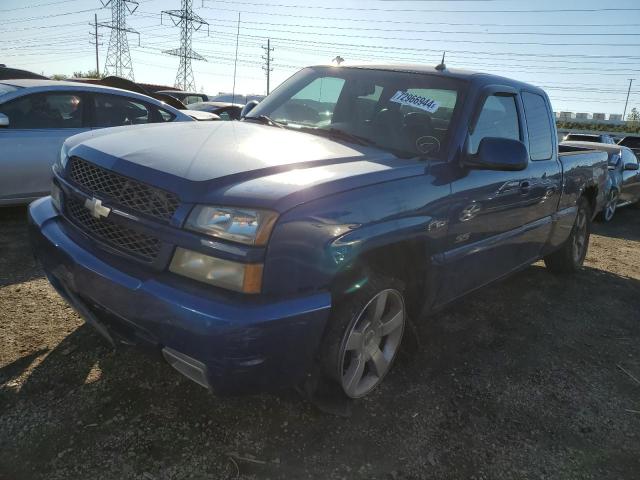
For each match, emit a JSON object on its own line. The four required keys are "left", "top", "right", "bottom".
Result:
{"left": 328, "top": 233, "right": 433, "bottom": 319}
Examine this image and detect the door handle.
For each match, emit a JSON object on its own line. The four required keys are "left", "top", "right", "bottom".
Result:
{"left": 519, "top": 181, "right": 531, "bottom": 194}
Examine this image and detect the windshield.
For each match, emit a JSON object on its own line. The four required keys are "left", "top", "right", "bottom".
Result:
{"left": 248, "top": 66, "right": 466, "bottom": 158}
{"left": 0, "top": 84, "right": 18, "bottom": 97}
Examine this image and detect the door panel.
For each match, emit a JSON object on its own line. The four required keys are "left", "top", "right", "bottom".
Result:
{"left": 0, "top": 91, "right": 88, "bottom": 201}
{"left": 437, "top": 91, "right": 561, "bottom": 305}
{"left": 0, "top": 128, "right": 86, "bottom": 200}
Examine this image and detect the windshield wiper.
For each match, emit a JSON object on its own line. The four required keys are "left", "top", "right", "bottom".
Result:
{"left": 298, "top": 126, "right": 378, "bottom": 147}
{"left": 243, "top": 115, "right": 286, "bottom": 128}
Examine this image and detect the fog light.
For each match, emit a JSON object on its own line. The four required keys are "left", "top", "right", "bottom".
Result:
{"left": 51, "top": 183, "right": 62, "bottom": 211}
{"left": 169, "top": 247, "right": 262, "bottom": 293}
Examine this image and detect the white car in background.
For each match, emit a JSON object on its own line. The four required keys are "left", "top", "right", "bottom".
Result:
{"left": 0, "top": 79, "right": 193, "bottom": 206}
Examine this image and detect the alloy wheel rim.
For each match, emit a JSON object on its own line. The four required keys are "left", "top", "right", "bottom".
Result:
{"left": 604, "top": 191, "right": 617, "bottom": 221}
{"left": 339, "top": 289, "right": 405, "bottom": 398}
{"left": 572, "top": 208, "right": 588, "bottom": 263}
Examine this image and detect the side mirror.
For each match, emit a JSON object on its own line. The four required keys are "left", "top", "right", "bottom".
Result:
{"left": 241, "top": 100, "right": 259, "bottom": 118}
{"left": 624, "top": 162, "right": 639, "bottom": 171}
{"left": 0, "top": 113, "right": 9, "bottom": 127}
{"left": 464, "top": 137, "right": 528, "bottom": 171}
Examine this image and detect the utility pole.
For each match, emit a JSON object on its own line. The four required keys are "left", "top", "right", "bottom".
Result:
{"left": 162, "top": 0, "right": 209, "bottom": 92}
{"left": 99, "top": 0, "right": 139, "bottom": 80}
{"left": 623, "top": 79, "right": 635, "bottom": 121}
{"left": 89, "top": 13, "right": 103, "bottom": 77}
{"left": 232, "top": 12, "right": 240, "bottom": 104}
{"left": 262, "top": 38, "right": 274, "bottom": 95}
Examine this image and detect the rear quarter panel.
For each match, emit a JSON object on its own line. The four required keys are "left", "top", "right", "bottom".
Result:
{"left": 558, "top": 150, "right": 608, "bottom": 214}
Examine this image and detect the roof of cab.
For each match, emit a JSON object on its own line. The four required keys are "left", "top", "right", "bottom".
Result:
{"left": 0, "top": 78, "right": 140, "bottom": 92}
{"left": 310, "top": 63, "right": 547, "bottom": 95}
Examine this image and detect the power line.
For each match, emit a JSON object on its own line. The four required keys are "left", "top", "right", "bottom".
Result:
{"left": 0, "top": 0, "right": 83, "bottom": 13}
{"left": 201, "top": 5, "right": 640, "bottom": 29}
{"left": 196, "top": 21, "right": 640, "bottom": 47}
{"left": 203, "top": 1, "right": 640, "bottom": 14}
{"left": 2, "top": 8, "right": 102, "bottom": 26}
{"left": 197, "top": 17, "right": 640, "bottom": 37}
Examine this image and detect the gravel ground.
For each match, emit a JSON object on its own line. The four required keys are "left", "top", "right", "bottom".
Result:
{"left": 1, "top": 205, "right": 639, "bottom": 480}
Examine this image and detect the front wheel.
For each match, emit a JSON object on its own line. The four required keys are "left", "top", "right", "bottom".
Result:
{"left": 544, "top": 197, "right": 591, "bottom": 273}
{"left": 321, "top": 275, "right": 406, "bottom": 399}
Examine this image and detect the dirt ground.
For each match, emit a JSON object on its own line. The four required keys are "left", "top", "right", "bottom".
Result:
{"left": 1, "top": 205, "right": 639, "bottom": 480}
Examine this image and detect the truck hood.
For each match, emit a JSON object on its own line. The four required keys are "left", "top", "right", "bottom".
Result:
{"left": 66, "top": 121, "right": 425, "bottom": 210}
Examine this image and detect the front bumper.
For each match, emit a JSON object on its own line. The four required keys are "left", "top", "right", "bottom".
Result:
{"left": 28, "top": 197, "right": 332, "bottom": 394}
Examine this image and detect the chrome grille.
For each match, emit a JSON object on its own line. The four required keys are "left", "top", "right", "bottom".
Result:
{"left": 66, "top": 197, "right": 161, "bottom": 262}
{"left": 68, "top": 157, "right": 179, "bottom": 222}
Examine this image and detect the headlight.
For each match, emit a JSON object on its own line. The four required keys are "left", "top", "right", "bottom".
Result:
{"left": 51, "top": 182, "right": 62, "bottom": 211}
{"left": 169, "top": 247, "right": 263, "bottom": 293}
{"left": 58, "top": 145, "right": 69, "bottom": 169}
{"left": 185, "top": 206, "right": 278, "bottom": 246}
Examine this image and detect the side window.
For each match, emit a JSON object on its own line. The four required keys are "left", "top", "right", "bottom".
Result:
{"left": 157, "top": 108, "right": 175, "bottom": 122}
{"left": 271, "top": 76, "right": 346, "bottom": 127}
{"left": 184, "top": 95, "right": 204, "bottom": 105}
{"left": 623, "top": 149, "right": 639, "bottom": 166}
{"left": 468, "top": 94, "right": 520, "bottom": 154}
{"left": 93, "top": 94, "right": 152, "bottom": 127}
{"left": 0, "top": 93, "right": 83, "bottom": 129}
{"left": 522, "top": 92, "right": 553, "bottom": 161}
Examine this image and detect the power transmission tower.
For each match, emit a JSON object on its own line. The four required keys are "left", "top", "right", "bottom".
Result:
{"left": 162, "top": 0, "right": 209, "bottom": 92}
{"left": 262, "top": 39, "right": 273, "bottom": 95}
{"left": 89, "top": 13, "right": 103, "bottom": 77}
{"left": 100, "top": 0, "right": 139, "bottom": 80}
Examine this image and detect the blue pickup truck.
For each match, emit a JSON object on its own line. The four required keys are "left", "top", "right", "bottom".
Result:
{"left": 29, "top": 65, "right": 608, "bottom": 400}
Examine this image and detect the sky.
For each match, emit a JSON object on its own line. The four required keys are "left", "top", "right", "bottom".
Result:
{"left": 2, "top": 0, "right": 640, "bottom": 116}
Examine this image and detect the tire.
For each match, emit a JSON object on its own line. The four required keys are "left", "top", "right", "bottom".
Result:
{"left": 597, "top": 189, "right": 618, "bottom": 222}
{"left": 321, "top": 273, "right": 406, "bottom": 399}
{"left": 544, "top": 196, "right": 591, "bottom": 273}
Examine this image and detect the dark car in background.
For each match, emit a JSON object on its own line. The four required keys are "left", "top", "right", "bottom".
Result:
{"left": 209, "top": 93, "right": 265, "bottom": 104}
{"left": 157, "top": 90, "right": 209, "bottom": 105}
{"left": 563, "top": 133, "right": 616, "bottom": 144}
{"left": 618, "top": 135, "right": 640, "bottom": 157}
{"left": 185, "top": 101, "right": 243, "bottom": 120}
{"left": 562, "top": 141, "right": 640, "bottom": 221}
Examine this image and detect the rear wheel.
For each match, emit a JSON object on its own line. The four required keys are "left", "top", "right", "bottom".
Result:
{"left": 599, "top": 189, "right": 618, "bottom": 222}
{"left": 322, "top": 274, "right": 406, "bottom": 399}
{"left": 544, "top": 197, "right": 591, "bottom": 273}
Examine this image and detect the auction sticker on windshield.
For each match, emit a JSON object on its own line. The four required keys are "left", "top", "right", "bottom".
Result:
{"left": 390, "top": 90, "right": 440, "bottom": 113}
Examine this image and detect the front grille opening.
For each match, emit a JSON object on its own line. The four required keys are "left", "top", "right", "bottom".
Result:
{"left": 66, "top": 197, "right": 161, "bottom": 262}
{"left": 67, "top": 157, "right": 180, "bottom": 222}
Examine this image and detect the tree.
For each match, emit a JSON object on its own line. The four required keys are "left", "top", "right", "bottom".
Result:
{"left": 628, "top": 107, "right": 640, "bottom": 125}
{"left": 72, "top": 69, "right": 103, "bottom": 79}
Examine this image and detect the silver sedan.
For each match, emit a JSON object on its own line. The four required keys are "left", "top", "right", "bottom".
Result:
{"left": 0, "top": 79, "right": 193, "bottom": 206}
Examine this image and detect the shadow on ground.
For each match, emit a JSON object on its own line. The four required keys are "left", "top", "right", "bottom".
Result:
{"left": 1, "top": 205, "right": 639, "bottom": 479}
{"left": 0, "top": 206, "right": 42, "bottom": 287}
{"left": 592, "top": 206, "right": 640, "bottom": 242}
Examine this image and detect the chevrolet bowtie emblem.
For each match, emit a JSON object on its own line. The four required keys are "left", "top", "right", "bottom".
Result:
{"left": 84, "top": 197, "right": 111, "bottom": 219}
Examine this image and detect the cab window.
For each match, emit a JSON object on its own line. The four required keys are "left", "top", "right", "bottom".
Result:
{"left": 522, "top": 92, "right": 553, "bottom": 161}
{"left": 468, "top": 94, "right": 520, "bottom": 154}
